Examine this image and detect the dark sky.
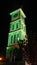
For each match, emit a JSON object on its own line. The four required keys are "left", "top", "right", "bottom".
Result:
{"left": 0, "top": 0, "right": 37, "bottom": 63}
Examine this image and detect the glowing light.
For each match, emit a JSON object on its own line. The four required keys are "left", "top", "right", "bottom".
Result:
{"left": 18, "top": 37, "right": 19, "bottom": 41}
{"left": 0, "top": 57, "right": 3, "bottom": 61}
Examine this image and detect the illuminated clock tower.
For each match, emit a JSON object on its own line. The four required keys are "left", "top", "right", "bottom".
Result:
{"left": 6, "top": 8, "right": 27, "bottom": 58}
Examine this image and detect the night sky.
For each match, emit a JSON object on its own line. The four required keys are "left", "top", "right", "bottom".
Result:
{"left": 0, "top": 0, "right": 37, "bottom": 64}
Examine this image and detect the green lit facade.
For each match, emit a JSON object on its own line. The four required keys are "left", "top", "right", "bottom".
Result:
{"left": 6, "top": 8, "right": 27, "bottom": 58}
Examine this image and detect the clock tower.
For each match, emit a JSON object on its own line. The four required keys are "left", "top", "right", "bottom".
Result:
{"left": 6, "top": 8, "right": 27, "bottom": 59}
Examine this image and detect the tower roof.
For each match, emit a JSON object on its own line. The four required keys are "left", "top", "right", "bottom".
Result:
{"left": 10, "top": 8, "right": 26, "bottom": 18}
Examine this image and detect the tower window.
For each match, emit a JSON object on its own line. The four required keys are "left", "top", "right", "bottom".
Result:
{"left": 12, "top": 24, "right": 14, "bottom": 30}
{"left": 14, "top": 35, "right": 16, "bottom": 43}
{"left": 16, "top": 23, "right": 18, "bottom": 29}
{"left": 11, "top": 36, "right": 13, "bottom": 44}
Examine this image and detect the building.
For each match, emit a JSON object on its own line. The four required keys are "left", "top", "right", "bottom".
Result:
{"left": 6, "top": 8, "right": 27, "bottom": 61}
